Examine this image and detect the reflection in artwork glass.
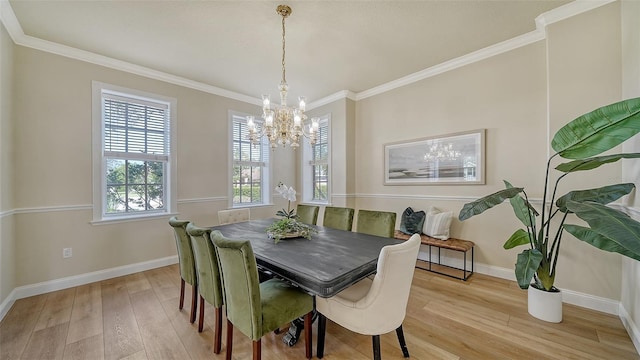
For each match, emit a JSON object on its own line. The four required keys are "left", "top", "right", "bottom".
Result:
{"left": 385, "top": 130, "right": 484, "bottom": 185}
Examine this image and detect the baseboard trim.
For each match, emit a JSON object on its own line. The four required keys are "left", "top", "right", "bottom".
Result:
{"left": 417, "top": 249, "right": 620, "bottom": 315}
{"left": 619, "top": 305, "right": 640, "bottom": 355}
{"left": 0, "top": 255, "right": 178, "bottom": 321}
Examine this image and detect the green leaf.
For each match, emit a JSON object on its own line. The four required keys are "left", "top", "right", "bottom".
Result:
{"left": 556, "top": 183, "right": 635, "bottom": 213}
{"left": 551, "top": 97, "right": 640, "bottom": 159}
{"left": 566, "top": 201, "right": 640, "bottom": 259}
{"left": 503, "top": 229, "right": 531, "bottom": 249}
{"left": 555, "top": 153, "right": 640, "bottom": 172}
{"left": 515, "top": 249, "right": 543, "bottom": 289}
{"left": 504, "top": 180, "right": 538, "bottom": 227}
{"left": 458, "top": 187, "right": 524, "bottom": 221}
{"left": 563, "top": 225, "right": 640, "bottom": 262}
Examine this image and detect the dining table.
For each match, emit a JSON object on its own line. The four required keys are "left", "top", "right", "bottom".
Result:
{"left": 209, "top": 218, "right": 401, "bottom": 298}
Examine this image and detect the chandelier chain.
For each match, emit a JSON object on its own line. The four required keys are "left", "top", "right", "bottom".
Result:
{"left": 281, "top": 13, "right": 286, "bottom": 85}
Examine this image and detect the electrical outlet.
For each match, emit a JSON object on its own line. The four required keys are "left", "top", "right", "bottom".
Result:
{"left": 63, "top": 248, "right": 72, "bottom": 258}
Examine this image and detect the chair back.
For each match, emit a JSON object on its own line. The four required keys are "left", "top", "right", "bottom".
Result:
{"left": 186, "top": 224, "right": 224, "bottom": 308}
{"left": 356, "top": 209, "right": 396, "bottom": 238}
{"left": 323, "top": 206, "right": 355, "bottom": 231}
{"left": 296, "top": 204, "right": 319, "bottom": 225}
{"left": 211, "top": 231, "right": 263, "bottom": 340}
{"left": 364, "top": 234, "right": 421, "bottom": 332}
{"left": 169, "top": 217, "right": 197, "bottom": 286}
{"left": 218, "top": 208, "right": 250, "bottom": 225}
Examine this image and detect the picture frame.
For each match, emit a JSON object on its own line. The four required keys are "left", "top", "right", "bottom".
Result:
{"left": 384, "top": 129, "right": 485, "bottom": 185}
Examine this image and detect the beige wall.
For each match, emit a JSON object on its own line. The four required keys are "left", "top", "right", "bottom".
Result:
{"left": 354, "top": 3, "right": 627, "bottom": 300}
{"left": 355, "top": 40, "right": 548, "bottom": 276}
{"left": 305, "top": 98, "right": 356, "bottom": 211}
{"left": 621, "top": 0, "right": 640, "bottom": 347}
{"left": 1, "top": 22, "right": 15, "bottom": 306}
{"left": 10, "top": 45, "right": 294, "bottom": 287}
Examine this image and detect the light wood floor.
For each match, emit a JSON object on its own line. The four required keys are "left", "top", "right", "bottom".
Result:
{"left": 1, "top": 264, "right": 638, "bottom": 360}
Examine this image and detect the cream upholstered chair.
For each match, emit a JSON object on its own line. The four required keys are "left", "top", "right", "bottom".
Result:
{"left": 316, "top": 234, "right": 421, "bottom": 360}
{"left": 218, "top": 208, "right": 250, "bottom": 225}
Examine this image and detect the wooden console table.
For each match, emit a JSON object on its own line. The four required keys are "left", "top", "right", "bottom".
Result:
{"left": 394, "top": 230, "right": 474, "bottom": 281}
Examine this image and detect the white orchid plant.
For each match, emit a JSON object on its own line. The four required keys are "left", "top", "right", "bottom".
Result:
{"left": 274, "top": 182, "right": 298, "bottom": 219}
{"left": 266, "top": 182, "right": 317, "bottom": 243}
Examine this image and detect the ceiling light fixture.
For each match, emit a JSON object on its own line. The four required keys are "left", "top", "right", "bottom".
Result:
{"left": 246, "top": 4, "right": 318, "bottom": 149}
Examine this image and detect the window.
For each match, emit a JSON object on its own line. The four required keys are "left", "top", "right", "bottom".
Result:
{"left": 302, "top": 115, "right": 330, "bottom": 203}
{"left": 92, "top": 82, "right": 176, "bottom": 222}
{"left": 229, "top": 112, "right": 270, "bottom": 207}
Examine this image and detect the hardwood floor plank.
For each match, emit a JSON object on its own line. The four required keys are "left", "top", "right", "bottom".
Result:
{"left": 0, "top": 308, "right": 40, "bottom": 359}
{"left": 20, "top": 322, "right": 69, "bottom": 360}
{"left": 0, "top": 265, "right": 636, "bottom": 360}
{"left": 66, "top": 282, "right": 103, "bottom": 345}
{"left": 101, "top": 277, "right": 144, "bottom": 360}
{"left": 130, "top": 288, "right": 190, "bottom": 360}
{"left": 33, "top": 288, "right": 76, "bottom": 331}
{"left": 63, "top": 334, "right": 104, "bottom": 360}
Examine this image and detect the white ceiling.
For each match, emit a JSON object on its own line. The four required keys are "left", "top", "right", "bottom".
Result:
{"left": 7, "top": 0, "right": 571, "bottom": 103}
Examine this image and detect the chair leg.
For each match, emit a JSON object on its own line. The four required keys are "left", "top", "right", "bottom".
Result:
{"left": 317, "top": 313, "right": 326, "bottom": 359}
{"left": 190, "top": 284, "right": 197, "bottom": 323}
{"left": 226, "top": 320, "right": 233, "bottom": 360}
{"left": 253, "top": 339, "right": 261, "bottom": 360}
{"left": 179, "top": 279, "right": 185, "bottom": 310}
{"left": 396, "top": 325, "right": 410, "bottom": 358}
{"left": 372, "top": 335, "right": 381, "bottom": 360}
{"left": 213, "top": 306, "right": 222, "bottom": 354}
{"left": 198, "top": 296, "right": 205, "bottom": 332}
{"left": 304, "top": 311, "right": 312, "bottom": 359}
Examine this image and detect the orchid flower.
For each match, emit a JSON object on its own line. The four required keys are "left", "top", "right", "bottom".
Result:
{"left": 275, "top": 182, "right": 297, "bottom": 219}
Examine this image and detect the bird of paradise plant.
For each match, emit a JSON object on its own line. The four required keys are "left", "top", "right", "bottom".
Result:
{"left": 458, "top": 97, "right": 640, "bottom": 292}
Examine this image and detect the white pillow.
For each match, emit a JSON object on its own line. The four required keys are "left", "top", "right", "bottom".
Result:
{"left": 423, "top": 209, "right": 453, "bottom": 240}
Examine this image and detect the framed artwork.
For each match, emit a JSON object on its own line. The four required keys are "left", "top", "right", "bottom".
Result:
{"left": 384, "top": 129, "right": 485, "bottom": 185}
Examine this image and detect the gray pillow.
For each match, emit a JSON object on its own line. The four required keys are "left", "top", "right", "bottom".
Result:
{"left": 399, "top": 207, "right": 425, "bottom": 235}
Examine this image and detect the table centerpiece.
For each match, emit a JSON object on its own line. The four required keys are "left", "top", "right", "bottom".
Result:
{"left": 266, "top": 183, "right": 317, "bottom": 243}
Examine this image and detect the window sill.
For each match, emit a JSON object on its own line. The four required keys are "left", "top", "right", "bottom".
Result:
{"left": 91, "top": 212, "right": 179, "bottom": 225}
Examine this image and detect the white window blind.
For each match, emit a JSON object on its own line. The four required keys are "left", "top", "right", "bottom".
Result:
{"left": 230, "top": 113, "right": 270, "bottom": 206}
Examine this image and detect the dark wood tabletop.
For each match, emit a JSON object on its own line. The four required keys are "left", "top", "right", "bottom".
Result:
{"left": 210, "top": 218, "right": 400, "bottom": 298}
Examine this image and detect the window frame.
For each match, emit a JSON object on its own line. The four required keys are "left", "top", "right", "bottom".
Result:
{"left": 91, "top": 81, "right": 177, "bottom": 223}
{"left": 228, "top": 111, "right": 271, "bottom": 208}
{"left": 301, "top": 114, "right": 331, "bottom": 204}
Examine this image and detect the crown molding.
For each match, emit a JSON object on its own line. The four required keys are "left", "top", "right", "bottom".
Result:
{"left": 0, "top": 0, "right": 618, "bottom": 107}
{"left": 0, "top": 0, "right": 261, "bottom": 106}
{"left": 307, "top": 90, "right": 357, "bottom": 111}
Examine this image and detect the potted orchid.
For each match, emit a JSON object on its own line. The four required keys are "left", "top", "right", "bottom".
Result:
{"left": 266, "top": 182, "right": 317, "bottom": 243}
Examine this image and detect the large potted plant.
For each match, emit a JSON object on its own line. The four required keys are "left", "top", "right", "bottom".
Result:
{"left": 458, "top": 97, "right": 640, "bottom": 322}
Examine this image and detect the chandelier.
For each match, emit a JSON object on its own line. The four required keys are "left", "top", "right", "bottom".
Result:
{"left": 247, "top": 5, "right": 319, "bottom": 149}
{"left": 423, "top": 142, "right": 461, "bottom": 161}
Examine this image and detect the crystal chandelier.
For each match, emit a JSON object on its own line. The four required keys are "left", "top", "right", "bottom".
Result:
{"left": 247, "top": 5, "right": 319, "bottom": 149}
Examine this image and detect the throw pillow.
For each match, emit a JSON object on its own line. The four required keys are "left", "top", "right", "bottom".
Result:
{"left": 399, "top": 207, "right": 426, "bottom": 235}
{"left": 423, "top": 209, "right": 453, "bottom": 240}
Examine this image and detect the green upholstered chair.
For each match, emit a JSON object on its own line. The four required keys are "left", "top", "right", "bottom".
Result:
{"left": 296, "top": 204, "right": 319, "bottom": 225}
{"left": 322, "top": 206, "right": 355, "bottom": 231}
{"left": 186, "top": 223, "right": 224, "bottom": 354}
{"left": 356, "top": 209, "right": 397, "bottom": 238}
{"left": 211, "top": 231, "right": 314, "bottom": 360}
{"left": 168, "top": 217, "right": 198, "bottom": 324}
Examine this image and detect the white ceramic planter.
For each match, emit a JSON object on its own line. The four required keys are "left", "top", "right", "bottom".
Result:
{"left": 528, "top": 285, "right": 562, "bottom": 323}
